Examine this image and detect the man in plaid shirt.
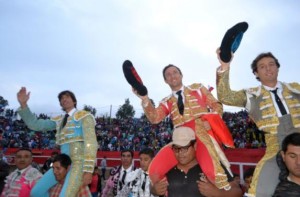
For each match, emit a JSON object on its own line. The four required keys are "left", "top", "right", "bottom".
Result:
{"left": 49, "top": 154, "right": 91, "bottom": 197}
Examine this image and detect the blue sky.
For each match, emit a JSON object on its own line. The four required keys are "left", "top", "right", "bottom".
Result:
{"left": 1, "top": 0, "right": 300, "bottom": 117}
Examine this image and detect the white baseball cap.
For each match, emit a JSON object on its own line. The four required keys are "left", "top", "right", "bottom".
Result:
{"left": 170, "top": 127, "right": 196, "bottom": 146}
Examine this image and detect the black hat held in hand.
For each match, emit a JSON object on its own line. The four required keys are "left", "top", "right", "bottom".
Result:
{"left": 220, "top": 22, "right": 248, "bottom": 63}
{"left": 123, "top": 60, "right": 148, "bottom": 96}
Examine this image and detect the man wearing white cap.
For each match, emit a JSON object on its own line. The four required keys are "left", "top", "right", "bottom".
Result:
{"left": 150, "top": 127, "right": 242, "bottom": 197}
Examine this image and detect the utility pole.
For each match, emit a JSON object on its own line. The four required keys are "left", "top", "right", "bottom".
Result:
{"left": 109, "top": 105, "right": 112, "bottom": 123}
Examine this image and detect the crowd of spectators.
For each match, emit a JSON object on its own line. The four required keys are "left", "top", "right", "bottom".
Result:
{"left": 0, "top": 108, "right": 265, "bottom": 152}
{"left": 223, "top": 110, "right": 266, "bottom": 148}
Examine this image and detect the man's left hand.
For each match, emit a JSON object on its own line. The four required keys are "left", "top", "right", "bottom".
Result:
{"left": 82, "top": 172, "right": 93, "bottom": 187}
{"left": 203, "top": 121, "right": 211, "bottom": 131}
{"left": 197, "top": 177, "right": 221, "bottom": 197}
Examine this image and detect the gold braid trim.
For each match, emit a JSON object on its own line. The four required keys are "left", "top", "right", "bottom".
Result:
{"left": 248, "top": 135, "right": 279, "bottom": 196}
{"left": 248, "top": 84, "right": 300, "bottom": 195}
{"left": 194, "top": 119, "right": 230, "bottom": 189}
{"left": 217, "top": 69, "right": 247, "bottom": 107}
{"left": 51, "top": 115, "right": 63, "bottom": 121}
{"left": 65, "top": 161, "right": 84, "bottom": 196}
{"left": 82, "top": 115, "right": 98, "bottom": 173}
{"left": 171, "top": 87, "right": 209, "bottom": 127}
{"left": 65, "top": 143, "right": 85, "bottom": 196}
{"left": 57, "top": 136, "right": 84, "bottom": 145}
{"left": 288, "top": 82, "right": 300, "bottom": 91}
{"left": 283, "top": 87, "right": 300, "bottom": 128}
{"left": 256, "top": 89, "right": 279, "bottom": 133}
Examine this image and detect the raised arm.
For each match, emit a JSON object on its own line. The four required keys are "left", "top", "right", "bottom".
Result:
{"left": 132, "top": 88, "right": 168, "bottom": 124}
{"left": 216, "top": 48, "right": 247, "bottom": 107}
{"left": 17, "top": 87, "right": 30, "bottom": 109}
{"left": 201, "top": 85, "right": 223, "bottom": 116}
{"left": 17, "top": 87, "right": 56, "bottom": 131}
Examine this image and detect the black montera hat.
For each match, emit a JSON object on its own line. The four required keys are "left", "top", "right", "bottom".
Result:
{"left": 220, "top": 22, "right": 248, "bottom": 62}
{"left": 122, "top": 60, "right": 148, "bottom": 96}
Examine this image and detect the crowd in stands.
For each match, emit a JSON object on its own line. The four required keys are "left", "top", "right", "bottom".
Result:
{"left": 223, "top": 110, "right": 266, "bottom": 148}
{"left": 0, "top": 108, "right": 265, "bottom": 152}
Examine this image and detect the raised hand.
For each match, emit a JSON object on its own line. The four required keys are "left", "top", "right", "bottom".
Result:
{"left": 81, "top": 172, "right": 92, "bottom": 187}
{"left": 17, "top": 87, "right": 30, "bottom": 108}
{"left": 216, "top": 47, "right": 233, "bottom": 71}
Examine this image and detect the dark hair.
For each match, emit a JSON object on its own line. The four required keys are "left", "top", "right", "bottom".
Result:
{"left": 251, "top": 52, "right": 280, "bottom": 81}
{"left": 53, "top": 153, "right": 72, "bottom": 169}
{"left": 233, "top": 173, "right": 239, "bottom": 178}
{"left": 16, "top": 148, "right": 32, "bottom": 156}
{"left": 121, "top": 149, "right": 134, "bottom": 158}
{"left": 58, "top": 90, "right": 77, "bottom": 108}
{"left": 276, "top": 151, "right": 288, "bottom": 181}
{"left": 139, "top": 148, "right": 155, "bottom": 159}
{"left": 51, "top": 151, "right": 59, "bottom": 156}
{"left": 162, "top": 64, "right": 182, "bottom": 80}
{"left": 243, "top": 167, "right": 255, "bottom": 179}
{"left": 282, "top": 132, "right": 300, "bottom": 153}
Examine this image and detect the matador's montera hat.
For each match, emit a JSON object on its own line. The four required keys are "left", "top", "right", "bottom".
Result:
{"left": 220, "top": 22, "right": 248, "bottom": 62}
{"left": 122, "top": 60, "right": 148, "bottom": 96}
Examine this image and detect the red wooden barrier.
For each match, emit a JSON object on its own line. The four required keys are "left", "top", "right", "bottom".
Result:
{"left": 3, "top": 148, "right": 266, "bottom": 175}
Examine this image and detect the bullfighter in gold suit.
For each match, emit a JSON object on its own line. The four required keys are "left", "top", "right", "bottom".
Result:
{"left": 216, "top": 49, "right": 300, "bottom": 197}
{"left": 17, "top": 87, "right": 97, "bottom": 197}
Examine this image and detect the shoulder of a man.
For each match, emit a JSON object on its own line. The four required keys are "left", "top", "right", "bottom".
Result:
{"left": 187, "top": 83, "right": 203, "bottom": 90}
{"left": 73, "top": 110, "right": 94, "bottom": 121}
{"left": 24, "top": 166, "right": 42, "bottom": 181}
{"left": 273, "top": 178, "right": 300, "bottom": 196}
{"left": 51, "top": 115, "right": 63, "bottom": 122}
{"left": 245, "top": 86, "right": 260, "bottom": 96}
{"left": 160, "top": 94, "right": 173, "bottom": 104}
{"left": 284, "top": 82, "right": 300, "bottom": 93}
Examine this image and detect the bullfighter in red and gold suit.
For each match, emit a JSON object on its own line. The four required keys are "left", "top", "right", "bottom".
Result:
{"left": 132, "top": 64, "right": 234, "bottom": 190}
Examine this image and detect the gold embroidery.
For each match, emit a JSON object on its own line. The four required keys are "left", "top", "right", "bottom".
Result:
{"left": 248, "top": 135, "right": 279, "bottom": 195}
{"left": 57, "top": 136, "right": 84, "bottom": 145}
{"left": 51, "top": 115, "right": 63, "bottom": 121}
{"left": 74, "top": 110, "right": 93, "bottom": 121}
{"left": 144, "top": 83, "right": 228, "bottom": 188}
{"left": 218, "top": 69, "right": 300, "bottom": 196}
{"left": 65, "top": 143, "right": 84, "bottom": 195}
{"left": 194, "top": 119, "right": 230, "bottom": 189}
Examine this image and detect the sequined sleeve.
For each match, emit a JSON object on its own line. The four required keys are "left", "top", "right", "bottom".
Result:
{"left": 216, "top": 68, "right": 247, "bottom": 107}
{"left": 201, "top": 85, "right": 223, "bottom": 116}
{"left": 17, "top": 106, "right": 56, "bottom": 131}
{"left": 82, "top": 114, "right": 98, "bottom": 173}
{"left": 142, "top": 100, "right": 169, "bottom": 124}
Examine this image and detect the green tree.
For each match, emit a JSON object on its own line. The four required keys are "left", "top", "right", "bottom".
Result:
{"left": 116, "top": 98, "right": 135, "bottom": 120}
{"left": 0, "top": 96, "right": 9, "bottom": 113}
{"left": 83, "top": 105, "right": 97, "bottom": 116}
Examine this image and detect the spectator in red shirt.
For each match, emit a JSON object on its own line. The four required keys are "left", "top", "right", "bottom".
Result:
{"left": 89, "top": 167, "right": 101, "bottom": 197}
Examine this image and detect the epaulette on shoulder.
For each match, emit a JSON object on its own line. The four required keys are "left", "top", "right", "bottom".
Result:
{"left": 74, "top": 110, "right": 91, "bottom": 121}
{"left": 188, "top": 83, "right": 202, "bottom": 90}
{"left": 161, "top": 94, "right": 172, "bottom": 103}
{"left": 51, "top": 115, "right": 63, "bottom": 122}
{"left": 246, "top": 86, "right": 260, "bottom": 95}
{"left": 288, "top": 82, "right": 300, "bottom": 90}
{"left": 285, "top": 82, "right": 300, "bottom": 94}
